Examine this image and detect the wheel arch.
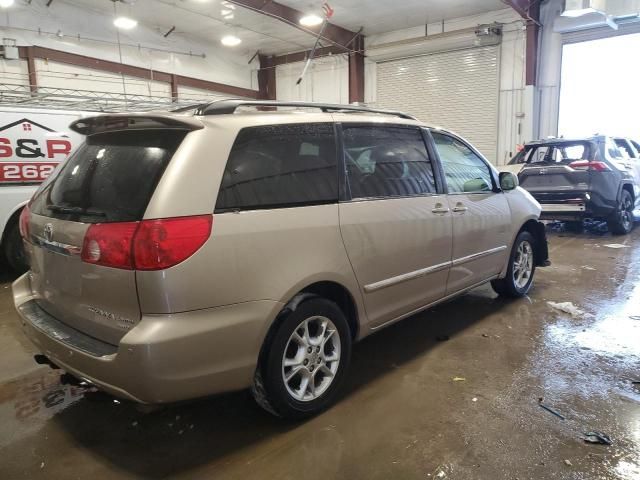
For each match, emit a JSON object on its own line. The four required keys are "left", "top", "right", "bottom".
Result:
{"left": 256, "top": 280, "right": 361, "bottom": 368}
{"left": 517, "top": 219, "right": 549, "bottom": 267}
{"left": 621, "top": 182, "right": 635, "bottom": 203}
{"left": 500, "top": 217, "right": 549, "bottom": 277}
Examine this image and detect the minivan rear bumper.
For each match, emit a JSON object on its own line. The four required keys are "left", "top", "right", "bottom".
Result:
{"left": 13, "top": 273, "right": 283, "bottom": 404}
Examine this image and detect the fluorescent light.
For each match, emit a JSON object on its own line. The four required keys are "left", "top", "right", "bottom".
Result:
{"left": 113, "top": 17, "right": 138, "bottom": 30}
{"left": 299, "top": 14, "right": 323, "bottom": 27}
{"left": 0, "top": 0, "right": 14, "bottom": 8}
{"left": 221, "top": 35, "right": 241, "bottom": 46}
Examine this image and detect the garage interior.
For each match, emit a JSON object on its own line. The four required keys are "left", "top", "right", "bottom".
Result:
{"left": 0, "top": 0, "right": 639, "bottom": 479}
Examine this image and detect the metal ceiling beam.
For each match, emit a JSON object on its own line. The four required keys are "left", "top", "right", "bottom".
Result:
{"left": 273, "top": 45, "right": 346, "bottom": 66}
{"left": 348, "top": 34, "right": 365, "bottom": 103}
{"left": 232, "top": 1, "right": 366, "bottom": 103}
{"left": 227, "top": 0, "right": 357, "bottom": 50}
{"left": 17, "top": 46, "right": 259, "bottom": 99}
{"left": 258, "top": 55, "right": 276, "bottom": 100}
{"left": 504, "top": 0, "right": 541, "bottom": 86}
{"left": 25, "top": 46, "right": 37, "bottom": 95}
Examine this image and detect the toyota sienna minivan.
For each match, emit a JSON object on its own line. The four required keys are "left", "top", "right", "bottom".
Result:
{"left": 13, "top": 100, "right": 549, "bottom": 418}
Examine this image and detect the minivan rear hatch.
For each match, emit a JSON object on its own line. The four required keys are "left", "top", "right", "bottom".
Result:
{"left": 24, "top": 115, "right": 199, "bottom": 346}
{"left": 518, "top": 141, "right": 593, "bottom": 195}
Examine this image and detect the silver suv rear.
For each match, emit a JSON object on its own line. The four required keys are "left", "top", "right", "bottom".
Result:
{"left": 14, "top": 100, "right": 549, "bottom": 418}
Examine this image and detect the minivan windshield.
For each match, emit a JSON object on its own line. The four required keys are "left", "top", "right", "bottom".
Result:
{"left": 30, "top": 130, "right": 186, "bottom": 223}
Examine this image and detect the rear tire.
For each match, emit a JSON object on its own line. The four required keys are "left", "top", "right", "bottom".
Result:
{"left": 3, "top": 221, "right": 28, "bottom": 274}
{"left": 251, "top": 297, "right": 352, "bottom": 419}
{"left": 491, "top": 231, "right": 536, "bottom": 298}
{"left": 607, "top": 189, "right": 634, "bottom": 235}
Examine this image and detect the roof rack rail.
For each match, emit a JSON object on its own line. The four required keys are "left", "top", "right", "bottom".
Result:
{"left": 195, "top": 99, "right": 418, "bottom": 120}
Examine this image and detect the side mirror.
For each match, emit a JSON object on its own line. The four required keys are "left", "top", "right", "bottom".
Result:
{"left": 499, "top": 171, "right": 519, "bottom": 191}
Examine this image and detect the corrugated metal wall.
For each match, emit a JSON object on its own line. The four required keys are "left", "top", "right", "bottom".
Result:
{"left": 375, "top": 46, "right": 500, "bottom": 163}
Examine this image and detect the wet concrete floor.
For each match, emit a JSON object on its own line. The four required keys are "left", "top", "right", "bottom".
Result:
{"left": 0, "top": 230, "right": 639, "bottom": 479}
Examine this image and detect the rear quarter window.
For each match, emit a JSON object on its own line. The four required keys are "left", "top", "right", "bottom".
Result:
{"left": 30, "top": 130, "right": 186, "bottom": 223}
{"left": 215, "top": 123, "right": 338, "bottom": 211}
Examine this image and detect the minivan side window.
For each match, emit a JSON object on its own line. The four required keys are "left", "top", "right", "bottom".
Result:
{"left": 216, "top": 123, "right": 337, "bottom": 211}
{"left": 342, "top": 126, "right": 436, "bottom": 199}
{"left": 431, "top": 131, "right": 493, "bottom": 194}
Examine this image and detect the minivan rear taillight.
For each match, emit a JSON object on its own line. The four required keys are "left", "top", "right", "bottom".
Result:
{"left": 82, "top": 222, "right": 138, "bottom": 269}
{"left": 19, "top": 206, "right": 31, "bottom": 240}
{"left": 133, "top": 215, "right": 213, "bottom": 270}
{"left": 81, "top": 215, "right": 213, "bottom": 271}
{"left": 568, "top": 160, "right": 610, "bottom": 172}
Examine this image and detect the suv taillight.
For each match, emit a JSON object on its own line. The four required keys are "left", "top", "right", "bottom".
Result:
{"left": 81, "top": 215, "right": 213, "bottom": 271}
{"left": 568, "top": 160, "right": 610, "bottom": 172}
{"left": 19, "top": 206, "right": 31, "bottom": 240}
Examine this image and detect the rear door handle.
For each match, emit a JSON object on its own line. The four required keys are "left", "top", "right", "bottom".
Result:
{"left": 431, "top": 203, "right": 450, "bottom": 215}
{"left": 453, "top": 203, "right": 468, "bottom": 213}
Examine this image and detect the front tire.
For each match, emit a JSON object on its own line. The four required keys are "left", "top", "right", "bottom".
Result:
{"left": 607, "top": 189, "right": 634, "bottom": 235}
{"left": 491, "top": 231, "right": 536, "bottom": 298}
{"left": 252, "top": 297, "right": 352, "bottom": 419}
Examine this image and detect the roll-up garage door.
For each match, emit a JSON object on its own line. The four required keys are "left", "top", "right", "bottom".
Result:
{"left": 375, "top": 46, "right": 500, "bottom": 163}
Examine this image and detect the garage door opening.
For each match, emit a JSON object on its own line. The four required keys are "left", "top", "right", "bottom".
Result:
{"left": 558, "top": 32, "right": 640, "bottom": 139}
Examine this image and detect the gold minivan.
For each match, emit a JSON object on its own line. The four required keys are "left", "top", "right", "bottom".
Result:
{"left": 13, "top": 100, "right": 549, "bottom": 418}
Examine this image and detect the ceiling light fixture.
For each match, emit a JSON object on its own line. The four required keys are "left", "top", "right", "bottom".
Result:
{"left": 299, "top": 14, "right": 323, "bottom": 27}
{"left": 221, "top": 35, "right": 241, "bottom": 46}
{"left": 113, "top": 16, "right": 138, "bottom": 30}
{"left": 0, "top": 0, "right": 15, "bottom": 8}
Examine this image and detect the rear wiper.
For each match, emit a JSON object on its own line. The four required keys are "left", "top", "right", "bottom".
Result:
{"left": 48, "top": 204, "right": 107, "bottom": 217}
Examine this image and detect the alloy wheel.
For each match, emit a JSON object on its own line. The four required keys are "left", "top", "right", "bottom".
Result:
{"left": 281, "top": 316, "right": 341, "bottom": 402}
{"left": 513, "top": 240, "right": 533, "bottom": 290}
{"left": 620, "top": 194, "right": 633, "bottom": 232}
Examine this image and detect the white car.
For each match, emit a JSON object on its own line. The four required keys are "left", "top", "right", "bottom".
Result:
{"left": 0, "top": 108, "right": 83, "bottom": 271}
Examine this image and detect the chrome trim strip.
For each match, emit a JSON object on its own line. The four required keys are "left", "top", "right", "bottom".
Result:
{"left": 364, "top": 246, "right": 507, "bottom": 293}
{"left": 370, "top": 275, "right": 500, "bottom": 331}
{"left": 451, "top": 245, "right": 507, "bottom": 267}
{"left": 541, "top": 204, "right": 586, "bottom": 212}
{"left": 31, "top": 235, "right": 82, "bottom": 257}
{"left": 364, "top": 261, "right": 452, "bottom": 293}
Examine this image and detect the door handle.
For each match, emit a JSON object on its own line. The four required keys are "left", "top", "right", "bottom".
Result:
{"left": 431, "top": 203, "right": 450, "bottom": 215}
{"left": 452, "top": 203, "right": 468, "bottom": 213}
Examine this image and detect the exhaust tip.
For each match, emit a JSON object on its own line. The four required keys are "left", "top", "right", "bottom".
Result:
{"left": 59, "top": 373, "right": 83, "bottom": 386}
{"left": 33, "top": 354, "right": 60, "bottom": 369}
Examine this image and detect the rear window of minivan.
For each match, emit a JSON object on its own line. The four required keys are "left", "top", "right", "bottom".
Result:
{"left": 30, "top": 130, "right": 186, "bottom": 223}
{"left": 215, "top": 123, "right": 337, "bottom": 211}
